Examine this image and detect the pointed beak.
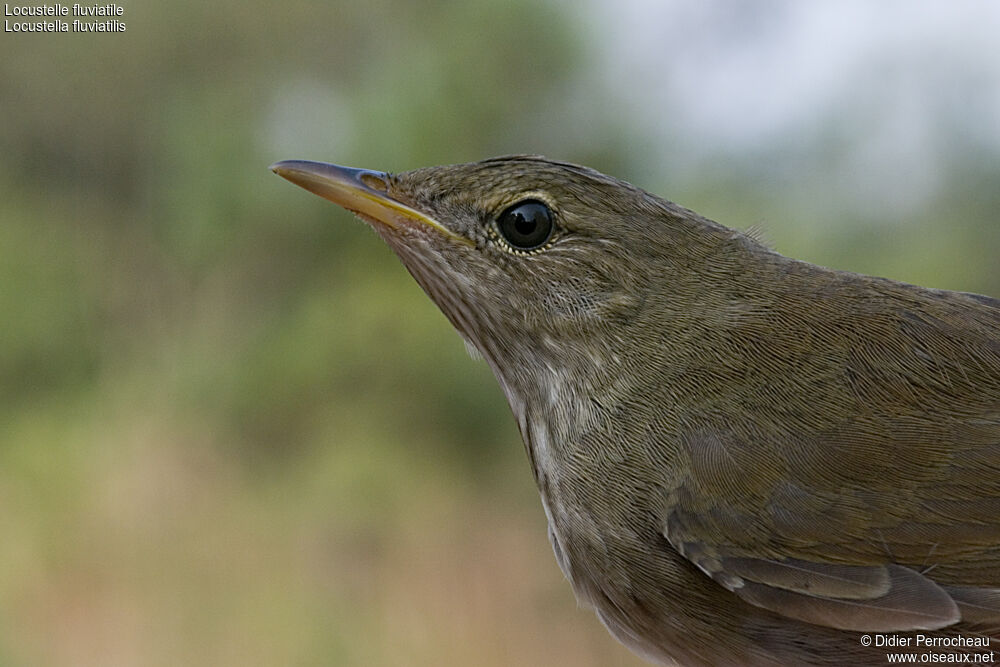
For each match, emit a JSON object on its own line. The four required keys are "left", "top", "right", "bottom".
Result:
{"left": 269, "top": 160, "right": 469, "bottom": 244}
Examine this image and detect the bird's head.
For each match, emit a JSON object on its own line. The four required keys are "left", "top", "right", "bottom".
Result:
{"left": 273, "top": 157, "right": 676, "bottom": 376}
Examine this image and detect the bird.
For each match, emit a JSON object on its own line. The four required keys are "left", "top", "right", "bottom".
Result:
{"left": 271, "top": 155, "right": 1000, "bottom": 666}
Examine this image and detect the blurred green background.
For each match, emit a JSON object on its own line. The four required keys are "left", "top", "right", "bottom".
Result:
{"left": 1, "top": 1, "right": 998, "bottom": 665}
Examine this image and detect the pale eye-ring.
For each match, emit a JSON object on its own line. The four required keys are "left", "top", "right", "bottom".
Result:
{"left": 496, "top": 200, "right": 554, "bottom": 251}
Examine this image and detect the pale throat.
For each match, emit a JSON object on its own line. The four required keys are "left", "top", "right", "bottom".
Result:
{"left": 485, "top": 338, "right": 609, "bottom": 545}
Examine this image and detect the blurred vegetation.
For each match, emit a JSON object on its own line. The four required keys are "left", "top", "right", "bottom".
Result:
{"left": 0, "top": 1, "right": 996, "bottom": 666}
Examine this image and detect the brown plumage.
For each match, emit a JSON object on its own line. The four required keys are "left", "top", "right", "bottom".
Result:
{"left": 272, "top": 156, "right": 1000, "bottom": 666}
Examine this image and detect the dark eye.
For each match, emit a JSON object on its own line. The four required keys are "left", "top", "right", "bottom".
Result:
{"left": 496, "top": 200, "right": 554, "bottom": 251}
